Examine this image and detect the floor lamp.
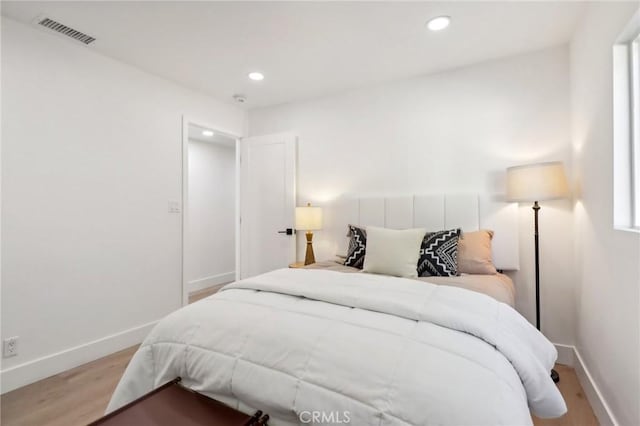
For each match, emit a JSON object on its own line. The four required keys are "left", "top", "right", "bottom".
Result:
{"left": 506, "top": 161, "right": 569, "bottom": 384}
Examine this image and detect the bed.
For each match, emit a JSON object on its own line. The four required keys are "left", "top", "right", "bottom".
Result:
{"left": 107, "top": 269, "right": 565, "bottom": 425}
{"left": 107, "top": 194, "right": 566, "bottom": 425}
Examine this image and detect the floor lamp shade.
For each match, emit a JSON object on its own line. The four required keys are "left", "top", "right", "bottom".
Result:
{"left": 506, "top": 161, "right": 569, "bottom": 202}
{"left": 295, "top": 203, "right": 323, "bottom": 265}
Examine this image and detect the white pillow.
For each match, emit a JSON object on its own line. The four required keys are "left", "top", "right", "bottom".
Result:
{"left": 363, "top": 226, "right": 426, "bottom": 278}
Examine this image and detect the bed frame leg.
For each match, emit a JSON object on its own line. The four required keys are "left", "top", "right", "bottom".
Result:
{"left": 551, "top": 368, "right": 560, "bottom": 383}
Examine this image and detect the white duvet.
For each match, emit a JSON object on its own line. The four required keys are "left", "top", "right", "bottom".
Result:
{"left": 107, "top": 269, "right": 566, "bottom": 425}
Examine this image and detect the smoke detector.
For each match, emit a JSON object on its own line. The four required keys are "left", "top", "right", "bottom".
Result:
{"left": 233, "top": 94, "right": 247, "bottom": 103}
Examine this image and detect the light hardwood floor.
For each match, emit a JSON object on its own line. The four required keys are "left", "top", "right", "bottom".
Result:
{"left": 2, "top": 287, "right": 597, "bottom": 426}
{"left": 1, "top": 345, "right": 139, "bottom": 426}
{"left": 532, "top": 364, "right": 598, "bottom": 426}
{"left": 188, "top": 284, "right": 226, "bottom": 303}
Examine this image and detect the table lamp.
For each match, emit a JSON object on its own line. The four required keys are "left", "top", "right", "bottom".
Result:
{"left": 295, "top": 203, "right": 323, "bottom": 265}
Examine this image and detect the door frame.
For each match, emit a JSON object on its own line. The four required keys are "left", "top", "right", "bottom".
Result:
{"left": 181, "top": 116, "right": 242, "bottom": 307}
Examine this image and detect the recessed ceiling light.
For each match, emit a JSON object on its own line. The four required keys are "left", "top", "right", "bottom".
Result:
{"left": 202, "top": 130, "right": 214, "bottom": 137}
{"left": 426, "top": 16, "right": 451, "bottom": 31}
{"left": 248, "top": 72, "right": 265, "bottom": 81}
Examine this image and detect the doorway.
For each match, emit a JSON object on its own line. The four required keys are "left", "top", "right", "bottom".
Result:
{"left": 182, "top": 118, "right": 240, "bottom": 306}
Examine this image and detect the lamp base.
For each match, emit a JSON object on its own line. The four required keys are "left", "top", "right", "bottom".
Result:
{"left": 551, "top": 369, "right": 560, "bottom": 383}
{"left": 304, "top": 231, "right": 316, "bottom": 265}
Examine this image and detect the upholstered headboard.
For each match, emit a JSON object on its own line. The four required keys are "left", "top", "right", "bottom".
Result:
{"left": 317, "top": 194, "right": 519, "bottom": 271}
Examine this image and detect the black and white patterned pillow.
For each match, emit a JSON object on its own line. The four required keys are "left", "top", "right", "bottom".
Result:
{"left": 417, "top": 228, "right": 461, "bottom": 277}
{"left": 344, "top": 225, "right": 367, "bottom": 269}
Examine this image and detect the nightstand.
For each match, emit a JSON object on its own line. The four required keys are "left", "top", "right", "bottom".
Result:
{"left": 288, "top": 262, "right": 307, "bottom": 269}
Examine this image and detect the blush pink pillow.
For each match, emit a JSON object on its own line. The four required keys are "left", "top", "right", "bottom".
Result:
{"left": 458, "top": 230, "right": 497, "bottom": 275}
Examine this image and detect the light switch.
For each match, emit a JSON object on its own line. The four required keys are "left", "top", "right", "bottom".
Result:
{"left": 168, "top": 200, "right": 181, "bottom": 213}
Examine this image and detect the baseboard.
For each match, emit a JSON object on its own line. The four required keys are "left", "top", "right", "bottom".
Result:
{"left": 188, "top": 271, "right": 235, "bottom": 293}
{"left": 572, "top": 347, "right": 619, "bottom": 426}
{"left": 0, "top": 320, "right": 157, "bottom": 395}
{"left": 553, "top": 343, "right": 576, "bottom": 366}
{"left": 553, "top": 343, "right": 618, "bottom": 426}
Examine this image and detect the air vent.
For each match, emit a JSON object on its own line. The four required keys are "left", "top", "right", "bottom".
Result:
{"left": 37, "top": 17, "right": 96, "bottom": 45}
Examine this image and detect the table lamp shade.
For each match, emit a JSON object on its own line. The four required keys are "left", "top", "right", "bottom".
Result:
{"left": 506, "top": 161, "right": 569, "bottom": 202}
{"left": 295, "top": 204, "right": 323, "bottom": 231}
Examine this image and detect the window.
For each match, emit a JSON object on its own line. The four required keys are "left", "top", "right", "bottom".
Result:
{"left": 613, "top": 24, "right": 640, "bottom": 231}
{"left": 631, "top": 33, "right": 640, "bottom": 228}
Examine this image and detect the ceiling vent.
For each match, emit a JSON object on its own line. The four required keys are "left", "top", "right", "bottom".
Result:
{"left": 36, "top": 17, "right": 96, "bottom": 45}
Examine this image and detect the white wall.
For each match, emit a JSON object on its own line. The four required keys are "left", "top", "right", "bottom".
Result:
{"left": 570, "top": 3, "right": 640, "bottom": 426}
{"left": 249, "top": 46, "right": 575, "bottom": 344}
{"left": 186, "top": 139, "right": 236, "bottom": 291}
{"left": 0, "top": 18, "right": 245, "bottom": 391}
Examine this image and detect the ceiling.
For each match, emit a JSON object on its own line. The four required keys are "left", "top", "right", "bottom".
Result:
{"left": 2, "top": 1, "right": 586, "bottom": 109}
{"left": 188, "top": 123, "right": 236, "bottom": 147}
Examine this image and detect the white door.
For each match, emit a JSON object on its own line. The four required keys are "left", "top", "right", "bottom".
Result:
{"left": 240, "top": 132, "right": 296, "bottom": 278}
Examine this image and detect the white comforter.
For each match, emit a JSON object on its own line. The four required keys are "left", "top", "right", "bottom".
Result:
{"left": 107, "top": 269, "right": 566, "bottom": 425}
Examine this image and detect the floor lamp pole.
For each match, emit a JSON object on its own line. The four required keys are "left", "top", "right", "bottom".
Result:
{"left": 533, "top": 201, "right": 541, "bottom": 330}
{"left": 533, "top": 201, "right": 560, "bottom": 384}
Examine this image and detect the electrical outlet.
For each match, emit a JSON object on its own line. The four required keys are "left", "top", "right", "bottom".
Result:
{"left": 3, "top": 336, "right": 19, "bottom": 358}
